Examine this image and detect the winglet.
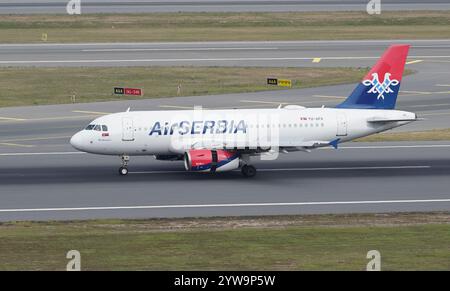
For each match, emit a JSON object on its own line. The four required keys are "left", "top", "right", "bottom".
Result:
{"left": 329, "top": 138, "right": 340, "bottom": 149}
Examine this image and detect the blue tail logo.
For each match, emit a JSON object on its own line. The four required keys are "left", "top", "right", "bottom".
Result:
{"left": 336, "top": 44, "right": 410, "bottom": 110}
{"left": 363, "top": 73, "right": 399, "bottom": 100}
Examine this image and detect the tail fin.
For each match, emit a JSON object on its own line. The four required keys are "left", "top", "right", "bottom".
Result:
{"left": 336, "top": 44, "right": 410, "bottom": 109}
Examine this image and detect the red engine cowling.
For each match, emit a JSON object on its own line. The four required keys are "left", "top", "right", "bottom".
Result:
{"left": 184, "top": 149, "right": 240, "bottom": 172}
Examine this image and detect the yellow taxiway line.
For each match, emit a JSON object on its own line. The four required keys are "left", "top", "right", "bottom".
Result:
{"left": 313, "top": 95, "right": 346, "bottom": 99}
{"left": 0, "top": 142, "right": 34, "bottom": 148}
{"left": 406, "top": 60, "right": 423, "bottom": 65}
{"left": 0, "top": 116, "right": 27, "bottom": 121}
{"left": 158, "top": 105, "right": 207, "bottom": 110}
{"left": 0, "top": 136, "right": 71, "bottom": 143}
{"left": 421, "top": 111, "right": 450, "bottom": 117}
{"left": 72, "top": 110, "right": 111, "bottom": 115}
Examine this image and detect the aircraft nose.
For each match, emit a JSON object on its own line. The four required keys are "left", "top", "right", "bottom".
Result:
{"left": 70, "top": 131, "right": 84, "bottom": 151}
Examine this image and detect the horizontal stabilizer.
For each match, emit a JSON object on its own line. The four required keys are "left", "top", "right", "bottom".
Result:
{"left": 367, "top": 117, "right": 420, "bottom": 123}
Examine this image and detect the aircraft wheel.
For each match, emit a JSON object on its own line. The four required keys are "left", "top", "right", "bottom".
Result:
{"left": 241, "top": 165, "right": 257, "bottom": 178}
{"left": 119, "top": 167, "right": 129, "bottom": 176}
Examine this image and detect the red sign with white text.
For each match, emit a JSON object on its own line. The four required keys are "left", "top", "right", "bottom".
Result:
{"left": 124, "top": 88, "right": 142, "bottom": 96}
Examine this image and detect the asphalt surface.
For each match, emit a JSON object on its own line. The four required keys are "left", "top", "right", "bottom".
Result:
{"left": 2, "top": 40, "right": 450, "bottom": 68}
{"left": 1, "top": 141, "right": 450, "bottom": 221}
{"left": 1, "top": 39, "right": 450, "bottom": 131}
{"left": 1, "top": 0, "right": 449, "bottom": 14}
{"left": 0, "top": 39, "right": 450, "bottom": 221}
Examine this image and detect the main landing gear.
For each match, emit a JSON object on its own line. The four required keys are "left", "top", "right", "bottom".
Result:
{"left": 241, "top": 164, "right": 257, "bottom": 178}
{"left": 119, "top": 155, "right": 130, "bottom": 176}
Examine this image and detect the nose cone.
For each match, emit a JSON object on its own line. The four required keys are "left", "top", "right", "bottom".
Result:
{"left": 70, "top": 132, "right": 85, "bottom": 151}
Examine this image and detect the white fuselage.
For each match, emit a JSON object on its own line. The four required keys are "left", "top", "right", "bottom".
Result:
{"left": 70, "top": 107, "right": 416, "bottom": 156}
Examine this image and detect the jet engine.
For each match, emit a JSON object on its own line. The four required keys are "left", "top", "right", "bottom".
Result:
{"left": 184, "top": 149, "right": 240, "bottom": 172}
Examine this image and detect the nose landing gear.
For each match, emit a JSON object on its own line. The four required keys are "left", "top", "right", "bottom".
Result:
{"left": 119, "top": 155, "right": 130, "bottom": 176}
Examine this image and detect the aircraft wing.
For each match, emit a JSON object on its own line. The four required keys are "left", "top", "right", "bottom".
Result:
{"left": 289, "top": 138, "right": 341, "bottom": 150}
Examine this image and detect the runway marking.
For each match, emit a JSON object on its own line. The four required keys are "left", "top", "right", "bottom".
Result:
{"left": 1, "top": 56, "right": 449, "bottom": 65}
{"left": 22, "top": 115, "right": 101, "bottom": 122}
{"left": 217, "top": 102, "right": 335, "bottom": 109}
{"left": 0, "top": 199, "right": 449, "bottom": 213}
{"left": 0, "top": 115, "right": 102, "bottom": 123}
{"left": 406, "top": 60, "right": 423, "bottom": 65}
{"left": 72, "top": 110, "right": 111, "bottom": 115}
{"left": 221, "top": 100, "right": 338, "bottom": 109}
{"left": 240, "top": 100, "right": 289, "bottom": 105}
{"left": 0, "top": 58, "right": 312, "bottom": 64}
{"left": 2, "top": 40, "right": 450, "bottom": 48}
{"left": 82, "top": 47, "right": 279, "bottom": 52}
{"left": 0, "top": 136, "right": 71, "bottom": 143}
{"left": 313, "top": 95, "right": 346, "bottom": 99}
{"left": 337, "top": 144, "right": 450, "bottom": 149}
{"left": 0, "top": 152, "right": 84, "bottom": 156}
{"left": 1, "top": 144, "right": 450, "bottom": 157}
{"left": 159, "top": 105, "right": 205, "bottom": 110}
{"left": 0, "top": 116, "right": 27, "bottom": 121}
{"left": 409, "top": 103, "right": 450, "bottom": 108}
{"left": 401, "top": 90, "right": 433, "bottom": 95}
{"left": 436, "top": 84, "right": 450, "bottom": 87}
{"left": 130, "top": 165, "right": 430, "bottom": 175}
{"left": 258, "top": 165, "right": 430, "bottom": 171}
{"left": 0, "top": 142, "right": 34, "bottom": 148}
{"left": 421, "top": 111, "right": 450, "bottom": 116}
{"left": 312, "top": 58, "right": 321, "bottom": 63}
{"left": 401, "top": 90, "right": 450, "bottom": 96}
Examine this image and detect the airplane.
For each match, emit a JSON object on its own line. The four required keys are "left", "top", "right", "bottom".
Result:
{"left": 70, "top": 44, "right": 418, "bottom": 177}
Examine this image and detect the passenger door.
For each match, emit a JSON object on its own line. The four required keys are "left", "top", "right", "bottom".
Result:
{"left": 336, "top": 113, "right": 348, "bottom": 136}
{"left": 122, "top": 117, "right": 135, "bottom": 141}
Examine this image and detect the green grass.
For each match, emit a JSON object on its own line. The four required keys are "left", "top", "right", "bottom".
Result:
{"left": 0, "top": 11, "right": 449, "bottom": 43}
{"left": 0, "top": 66, "right": 367, "bottom": 107}
{"left": 356, "top": 128, "right": 450, "bottom": 142}
{"left": 0, "top": 213, "right": 449, "bottom": 270}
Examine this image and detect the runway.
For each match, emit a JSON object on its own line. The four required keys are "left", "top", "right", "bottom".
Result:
{"left": 0, "top": 141, "right": 450, "bottom": 221}
{"left": 1, "top": 39, "right": 450, "bottom": 131}
{"left": 2, "top": 40, "right": 450, "bottom": 68}
{"left": 1, "top": 0, "right": 449, "bottom": 14}
{"left": 1, "top": 39, "right": 450, "bottom": 221}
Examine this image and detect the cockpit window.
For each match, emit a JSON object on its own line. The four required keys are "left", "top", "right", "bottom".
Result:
{"left": 85, "top": 124, "right": 108, "bottom": 131}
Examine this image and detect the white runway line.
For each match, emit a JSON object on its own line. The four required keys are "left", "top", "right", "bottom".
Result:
{"left": 337, "top": 144, "right": 450, "bottom": 149}
{"left": 0, "top": 152, "right": 84, "bottom": 156}
{"left": 81, "top": 47, "right": 279, "bottom": 52}
{"left": 258, "top": 165, "right": 431, "bottom": 171}
{"left": 1, "top": 40, "right": 450, "bottom": 48}
{"left": 0, "top": 199, "right": 449, "bottom": 213}
{"left": 130, "top": 165, "right": 431, "bottom": 175}
{"left": 1, "top": 144, "right": 450, "bottom": 156}
{"left": 0, "top": 56, "right": 449, "bottom": 65}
